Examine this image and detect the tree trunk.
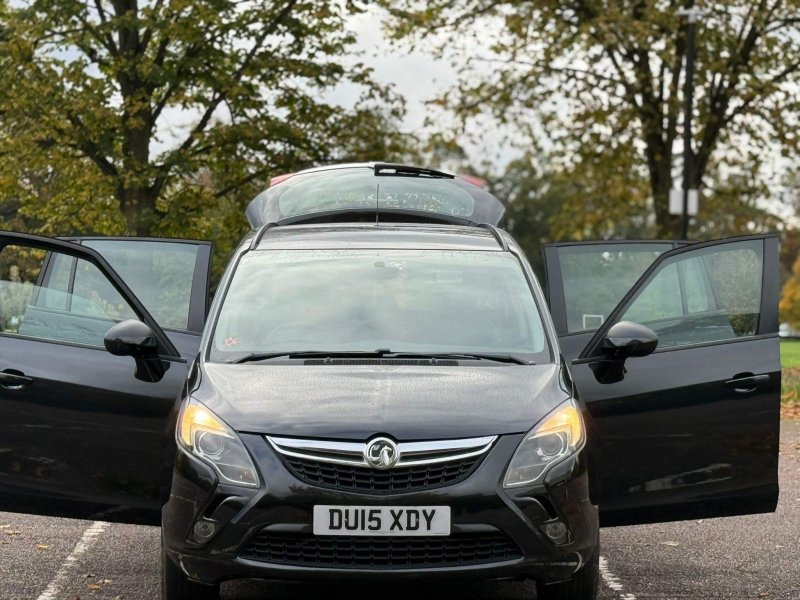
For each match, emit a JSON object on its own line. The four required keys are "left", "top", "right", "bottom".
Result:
{"left": 120, "top": 185, "right": 158, "bottom": 236}
{"left": 649, "top": 146, "right": 681, "bottom": 239}
{"left": 653, "top": 186, "right": 682, "bottom": 239}
{"left": 114, "top": 0, "right": 158, "bottom": 237}
{"left": 118, "top": 93, "right": 155, "bottom": 235}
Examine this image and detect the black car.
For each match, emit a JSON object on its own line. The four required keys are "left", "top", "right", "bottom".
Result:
{"left": 0, "top": 163, "right": 780, "bottom": 600}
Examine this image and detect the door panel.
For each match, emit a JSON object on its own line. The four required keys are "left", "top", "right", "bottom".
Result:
{"left": 571, "top": 236, "right": 780, "bottom": 526}
{"left": 0, "top": 336, "right": 187, "bottom": 523}
{"left": 543, "top": 240, "right": 683, "bottom": 361}
{"left": 0, "top": 233, "right": 193, "bottom": 524}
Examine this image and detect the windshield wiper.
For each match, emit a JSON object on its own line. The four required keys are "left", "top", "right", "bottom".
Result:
{"left": 228, "top": 350, "right": 393, "bottom": 364}
{"left": 382, "top": 352, "right": 534, "bottom": 365}
{"left": 227, "top": 350, "right": 533, "bottom": 365}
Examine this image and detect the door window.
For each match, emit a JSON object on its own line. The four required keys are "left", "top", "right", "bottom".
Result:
{"left": 80, "top": 240, "right": 202, "bottom": 331}
{"left": 556, "top": 243, "right": 673, "bottom": 333}
{"left": 0, "top": 244, "right": 136, "bottom": 347}
{"left": 619, "top": 239, "right": 763, "bottom": 348}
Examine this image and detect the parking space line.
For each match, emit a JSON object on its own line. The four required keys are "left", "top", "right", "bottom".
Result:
{"left": 600, "top": 555, "right": 638, "bottom": 600}
{"left": 36, "top": 521, "right": 109, "bottom": 600}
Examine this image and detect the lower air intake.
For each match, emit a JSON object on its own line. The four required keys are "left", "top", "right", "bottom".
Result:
{"left": 239, "top": 531, "right": 522, "bottom": 569}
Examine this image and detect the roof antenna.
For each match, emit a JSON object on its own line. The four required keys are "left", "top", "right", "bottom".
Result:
{"left": 375, "top": 183, "right": 380, "bottom": 226}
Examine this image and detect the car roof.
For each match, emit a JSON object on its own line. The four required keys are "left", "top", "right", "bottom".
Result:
{"left": 271, "top": 162, "right": 450, "bottom": 180}
{"left": 245, "top": 162, "right": 506, "bottom": 228}
{"left": 249, "top": 223, "right": 506, "bottom": 252}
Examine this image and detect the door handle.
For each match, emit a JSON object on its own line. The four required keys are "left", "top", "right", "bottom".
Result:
{"left": 0, "top": 370, "right": 33, "bottom": 389}
{"left": 724, "top": 374, "right": 770, "bottom": 392}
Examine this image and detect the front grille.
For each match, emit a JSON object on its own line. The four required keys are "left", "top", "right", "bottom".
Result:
{"left": 239, "top": 531, "right": 522, "bottom": 569}
{"left": 281, "top": 454, "right": 484, "bottom": 494}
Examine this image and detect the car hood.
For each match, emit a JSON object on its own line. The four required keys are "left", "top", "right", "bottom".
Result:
{"left": 194, "top": 363, "right": 569, "bottom": 440}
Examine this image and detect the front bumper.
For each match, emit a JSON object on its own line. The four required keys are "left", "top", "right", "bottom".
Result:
{"left": 162, "top": 433, "right": 598, "bottom": 586}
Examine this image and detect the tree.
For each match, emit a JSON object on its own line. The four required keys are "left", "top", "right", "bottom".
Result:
{"left": 781, "top": 255, "right": 800, "bottom": 327}
{"left": 493, "top": 153, "right": 653, "bottom": 275}
{"left": 381, "top": 0, "right": 800, "bottom": 238}
{"left": 0, "top": 0, "right": 409, "bottom": 238}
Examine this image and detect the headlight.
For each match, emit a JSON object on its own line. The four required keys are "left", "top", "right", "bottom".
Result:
{"left": 177, "top": 399, "right": 259, "bottom": 487}
{"left": 503, "top": 400, "right": 584, "bottom": 488}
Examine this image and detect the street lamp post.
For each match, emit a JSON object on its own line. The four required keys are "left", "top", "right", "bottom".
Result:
{"left": 677, "top": 5, "right": 704, "bottom": 240}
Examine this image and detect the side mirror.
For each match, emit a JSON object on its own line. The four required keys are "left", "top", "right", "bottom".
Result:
{"left": 104, "top": 319, "right": 168, "bottom": 383}
{"left": 602, "top": 321, "right": 658, "bottom": 360}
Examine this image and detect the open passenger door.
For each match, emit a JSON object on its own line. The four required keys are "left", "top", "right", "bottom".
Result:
{"left": 554, "top": 235, "right": 780, "bottom": 526}
{"left": 0, "top": 233, "right": 211, "bottom": 524}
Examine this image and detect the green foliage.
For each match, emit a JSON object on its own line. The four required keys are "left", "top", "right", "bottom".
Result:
{"left": 490, "top": 152, "right": 654, "bottom": 277}
{"left": 489, "top": 156, "right": 562, "bottom": 278}
{"left": 780, "top": 255, "right": 800, "bottom": 328}
{"left": 382, "top": 1, "right": 798, "bottom": 238}
{"left": 781, "top": 340, "right": 800, "bottom": 368}
{"left": 0, "top": 0, "right": 414, "bottom": 280}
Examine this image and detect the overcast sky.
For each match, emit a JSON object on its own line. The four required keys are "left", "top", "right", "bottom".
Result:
{"left": 332, "top": 6, "right": 522, "bottom": 173}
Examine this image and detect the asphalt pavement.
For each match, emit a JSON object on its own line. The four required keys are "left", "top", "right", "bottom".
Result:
{"left": 1, "top": 421, "right": 798, "bottom": 600}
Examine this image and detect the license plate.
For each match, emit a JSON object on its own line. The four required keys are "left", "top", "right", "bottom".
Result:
{"left": 313, "top": 505, "right": 451, "bottom": 536}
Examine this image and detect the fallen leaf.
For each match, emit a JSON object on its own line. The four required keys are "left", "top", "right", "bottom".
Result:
{"left": 87, "top": 583, "right": 101, "bottom": 590}
{"left": 35, "top": 543, "right": 49, "bottom": 550}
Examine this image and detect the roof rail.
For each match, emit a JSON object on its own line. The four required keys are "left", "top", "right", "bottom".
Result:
{"left": 478, "top": 223, "right": 508, "bottom": 251}
{"left": 250, "top": 222, "right": 279, "bottom": 250}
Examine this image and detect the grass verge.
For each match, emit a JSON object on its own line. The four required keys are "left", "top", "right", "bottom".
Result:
{"left": 782, "top": 340, "right": 800, "bottom": 419}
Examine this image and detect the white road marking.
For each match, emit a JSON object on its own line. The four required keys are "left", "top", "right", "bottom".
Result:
{"left": 600, "top": 555, "right": 638, "bottom": 600}
{"left": 36, "top": 520, "right": 109, "bottom": 600}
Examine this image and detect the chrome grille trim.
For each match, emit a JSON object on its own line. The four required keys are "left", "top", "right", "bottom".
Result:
{"left": 267, "top": 435, "right": 497, "bottom": 469}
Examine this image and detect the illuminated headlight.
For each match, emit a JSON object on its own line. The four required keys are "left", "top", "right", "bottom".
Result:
{"left": 503, "top": 400, "right": 585, "bottom": 488}
{"left": 177, "top": 399, "right": 259, "bottom": 487}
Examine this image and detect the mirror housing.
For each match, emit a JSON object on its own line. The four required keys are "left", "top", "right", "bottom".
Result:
{"left": 104, "top": 319, "right": 168, "bottom": 382}
{"left": 602, "top": 321, "right": 658, "bottom": 360}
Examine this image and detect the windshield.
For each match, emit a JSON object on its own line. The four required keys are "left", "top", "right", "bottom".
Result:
{"left": 210, "top": 249, "right": 551, "bottom": 363}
